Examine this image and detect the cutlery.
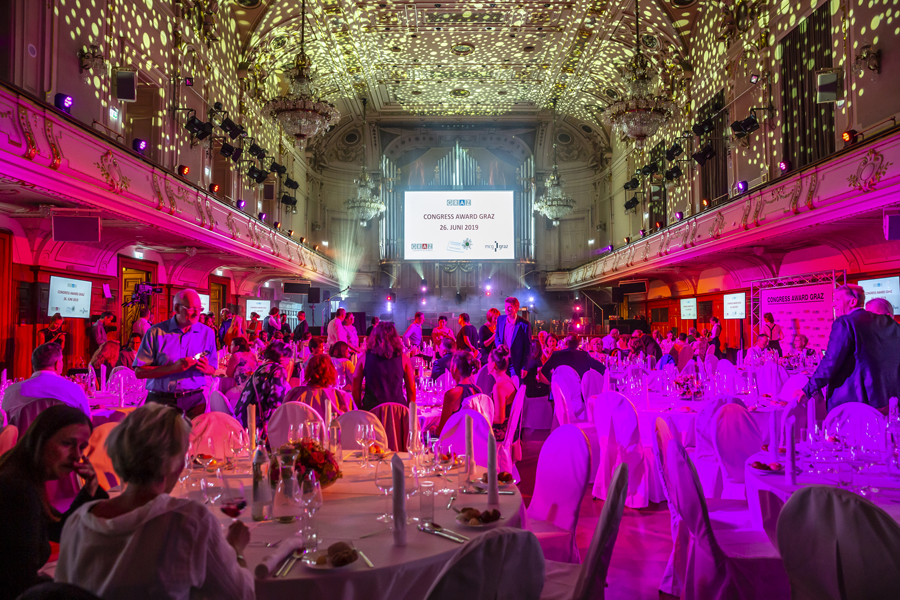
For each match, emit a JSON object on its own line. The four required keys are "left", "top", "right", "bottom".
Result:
{"left": 418, "top": 523, "right": 469, "bottom": 543}
{"left": 430, "top": 523, "right": 469, "bottom": 541}
{"left": 461, "top": 489, "right": 515, "bottom": 495}
{"left": 276, "top": 549, "right": 304, "bottom": 578}
{"left": 446, "top": 495, "right": 457, "bottom": 510}
{"left": 359, "top": 527, "right": 391, "bottom": 539}
{"left": 357, "top": 550, "right": 375, "bottom": 568}
{"left": 265, "top": 538, "right": 285, "bottom": 548}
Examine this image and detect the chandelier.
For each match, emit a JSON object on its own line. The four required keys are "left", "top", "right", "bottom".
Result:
{"left": 263, "top": 0, "right": 340, "bottom": 146}
{"left": 345, "top": 98, "right": 385, "bottom": 226}
{"left": 601, "top": 0, "right": 677, "bottom": 147}
{"left": 535, "top": 139, "right": 576, "bottom": 225}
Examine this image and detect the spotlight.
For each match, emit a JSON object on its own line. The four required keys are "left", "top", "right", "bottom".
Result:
{"left": 639, "top": 229, "right": 646, "bottom": 236}
{"left": 273, "top": 221, "right": 281, "bottom": 229}
{"left": 692, "top": 143, "right": 716, "bottom": 166}
{"left": 299, "top": 237, "right": 306, "bottom": 244}
{"left": 749, "top": 74, "right": 760, "bottom": 84}
{"left": 664, "top": 165, "right": 683, "bottom": 181}
{"left": 421, "top": 299, "right": 427, "bottom": 305}
{"left": 842, "top": 129, "right": 859, "bottom": 145}
{"left": 779, "top": 159, "right": 791, "bottom": 172}
{"left": 208, "top": 183, "right": 220, "bottom": 194}
{"left": 220, "top": 142, "right": 235, "bottom": 158}
{"left": 624, "top": 236, "right": 631, "bottom": 244}
{"left": 623, "top": 177, "right": 639, "bottom": 190}
{"left": 254, "top": 169, "right": 268, "bottom": 184}
{"left": 624, "top": 196, "right": 640, "bottom": 210}
{"left": 641, "top": 163, "right": 658, "bottom": 176}
{"left": 177, "top": 165, "right": 190, "bottom": 177}
{"left": 313, "top": 244, "right": 319, "bottom": 251}
{"left": 386, "top": 293, "right": 394, "bottom": 302}
{"left": 665, "top": 143, "right": 682, "bottom": 162}
{"left": 184, "top": 76, "right": 194, "bottom": 87}
{"left": 220, "top": 117, "right": 243, "bottom": 139}
{"left": 598, "top": 244, "right": 614, "bottom": 254}
{"left": 655, "top": 221, "right": 662, "bottom": 229}
{"left": 258, "top": 212, "right": 266, "bottom": 221}
{"left": 692, "top": 118, "right": 714, "bottom": 137}
{"left": 284, "top": 178, "right": 299, "bottom": 190}
{"left": 421, "top": 279, "right": 428, "bottom": 292}
{"left": 184, "top": 115, "right": 213, "bottom": 139}
{"left": 236, "top": 199, "right": 246, "bottom": 209}
{"left": 269, "top": 161, "right": 287, "bottom": 175}
{"left": 230, "top": 146, "right": 243, "bottom": 162}
{"left": 287, "top": 230, "right": 294, "bottom": 236}
{"left": 132, "top": 138, "right": 147, "bottom": 154}
{"left": 702, "top": 198, "right": 710, "bottom": 207}
{"left": 281, "top": 194, "right": 297, "bottom": 206}
{"left": 248, "top": 143, "right": 265, "bottom": 158}
{"left": 731, "top": 113, "right": 760, "bottom": 138}
{"left": 735, "top": 180, "right": 748, "bottom": 193}
{"left": 674, "top": 211, "right": 684, "bottom": 221}
{"left": 247, "top": 166, "right": 264, "bottom": 182}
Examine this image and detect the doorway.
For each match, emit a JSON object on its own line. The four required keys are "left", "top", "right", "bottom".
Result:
{"left": 121, "top": 268, "right": 150, "bottom": 343}
{"left": 210, "top": 281, "right": 226, "bottom": 327}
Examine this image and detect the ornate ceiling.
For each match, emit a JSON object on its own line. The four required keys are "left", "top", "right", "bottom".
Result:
{"left": 231, "top": 0, "right": 703, "bottom": 121}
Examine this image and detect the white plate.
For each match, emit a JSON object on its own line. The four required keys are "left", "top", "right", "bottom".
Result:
{"left": 750, "top": 464, "right": 784, "bottom": 475}
{"left": 454, "top": 514, "right": 504, "bottom": 528}
{"left": 470, "top": 479, "right": 517, "bottom": 491}
{"left": 301, "top": 551, "right": 358, "bottom": 570}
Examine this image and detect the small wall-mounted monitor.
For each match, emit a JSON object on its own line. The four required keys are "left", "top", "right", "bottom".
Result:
{"left": 246, "top": 299, "right": 271, "bottom": 319}
{"left": 680, "top": 297, "right": 697, "bottom": 320}
{"left": 48, "top": 276, "right": 93, "bottom": 318}
{"left": 857, "top": 276, "right": 900, "bottom": 315}
{"left": 723, "top": 292, "right": 746, "bottom": 319}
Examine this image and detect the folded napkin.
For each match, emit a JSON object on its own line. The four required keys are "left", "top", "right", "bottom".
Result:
{"left": 465, "top": 415, "right": 475, "bottom": 479}
{"left": 325, "top": 395, "right": 332, "bottom": 427}
{"left": 785, "top": 416, "right": 796, "bottom": 485}
{"left": 255, "top": 537, "right": 305, "bottom": 578}
{"left": 806, "top": 394, "right": 816, "bottom": 442}
{"left": 118, "top": 385, "right": 125, "bottom": 408}
{"left": 769, "top": 413, "right": 779, "bottom": 461}
{"left": 604, "top": 368, "right": 611, "bottom": 392}
{"left": 409, "top": 401, "right": 418, "bottom": 452}
{"left": 392, "top": 454, "right": 407, "bottom": 546}
{"left": 487, "top": 430, "right": 499, "bottom": 506}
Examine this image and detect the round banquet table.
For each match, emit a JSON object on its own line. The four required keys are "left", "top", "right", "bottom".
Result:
{"left": 744, "top": 448, "right": 900, "bottom": 543}
{"left": 181, "top": 452, "right": 526, "bottom": 600}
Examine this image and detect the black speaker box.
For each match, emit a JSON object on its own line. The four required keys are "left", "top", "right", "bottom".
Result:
{"left": 307, "top": 287, "right": 321, "bottom": 303}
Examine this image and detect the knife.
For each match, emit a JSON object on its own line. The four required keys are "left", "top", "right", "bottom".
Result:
{"left": 461, "top": 490, "right": 515, "bottom": 495}
{"left": 418, "top": 524, "right": 467, "bottom": 543}
{"left": 357, "top": 550, "right": 375, "bottom": 568}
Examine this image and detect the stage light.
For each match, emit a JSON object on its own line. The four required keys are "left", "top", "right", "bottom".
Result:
{"left": 735, "top": 180, "right": 748, "bottom": 193}
{"left": 749, "top": 74, "right": 760, "bottom": 84}
{"left": 132, "top": 138, "right": 147, "bottom": 154}
{"left": 842, "top": 129, "right": 859, "bottom": 145}
{"left": 674, "top": 211, "right": 684, "bottom": 221}
{"left": 702, "top": 198, "right": 710, "bottom": 207}
{"left": 287, "top": 230, "right": 294, "bottom": 236}
{"left": 779, "top": 159, "right": 791, "bottom": 172}
{"left": 269, "top": 161, "right": 287, "bottom": 175}
{"left": 184, "top": 76, "right": 194, "bottom": 86}
{"left": 624, "top": 236, "right": 631, "bottom": 244}
{"left": 641, "top": 163, "right": 658, "bottom": 176}
{"left": 54, "top": 93, "right": 73, "bottom": 114}
{"left": 624, "top": 196, "right": 640, "bottom": 210}
{"left": 386, "top": 293, "right": 394, "bottom": 302}
{"left": 422, "top": 299, "right": 426, "bottom": 305}
{"left": 281, "top": 194, "right": 297, "bottom": 206}
{"left": 248, "top": 143, "right": 265, "bottom": 158}
{"left": 529, "top": 297, "right": 534, "bottom": 303}
{"left": 664, "top": 165, "right": 682, "bottom": 181}
{"left": 230, "top": 146, "right": 243, "bottom": 162}
{"left": 731, "top": 113, "right": 760, "bottom": 138}
{"left": 639, "top": 229, "right": 646, "bottom": 236}
{"left": 655, "top": 221, "right": 662, "bottom": 229}
{"left": 208, "top": 183, "right": 220, "bottom": 194}
{"left": 623, "top": 177, "right": 639, "bottom": 190}
{"left": 299, "top": 237, "right": 306, "bottom": 244}
{"left": 284, "top": 178, "right": 299, "bottom": 190}
{"left": 255, "top": 170, "right": 269, "bottom": 184}
{"left": 692, "top": 118, "right": 714, "bottom": 136}
{"left": 575, "top": 305, "right": 581, "bottom": 311}
{"left": 273, "top": 221, "right": 281, "bottom": 229}
{"left": 220, "top": 117, "right": 243, "bottom": 140}
{"left": 220, "top": 142, "right": 236, "bottom": 158}
{"left": 236, "top": 199, "right": 246, "bottom": 209}
{"left": 421, "top": 279, "right": 427, "bottom": 292}
{"left": 665, "top": 142, "right": 683, "bottom": 161}
{"left": 313, "top": 244, "right": 319, "bottom": 251}
{"left": 185, "top": 115, "right": 213, "bottom": 139}
{"left": 599, "top": 244, "right": 614, "bottom": 254}
{"left": 576, "top": 323, "right": 582, "bottom": 330}
{"left": 247, "top": 166, "right": 262, "bottom": 180}
{"left": 692, "top": 143, "right": 716, "bottom": 166}
{"left": 177, "top": 165, "right": 190, "bottom": 177}
{"left": 258, "top": 212, "right": 266, "bottom": 221}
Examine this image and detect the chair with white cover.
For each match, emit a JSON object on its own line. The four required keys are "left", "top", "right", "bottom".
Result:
{"left": 664, "top": 435, "right": 790, "bottom": 600}
{"left": 680, "top": 360, "right": 698, "bottom": 375}
{"left": 461, "top": 393, "right": 495, "bottom": 425}
{"left": 778, "top": 395, "right": 809, "bottom": 445}
{"left": 823, "top": 402, "right": 887, "bottom": 451}
{"left": 776, "top": 485, "right": 900, "bottom": 600}
{"left": 540, "top": 463, "right": 629, "bottom": 600}
{"left": 285, "top": 387, "right": 354, "bottom": 421}
{"left": 757, "top": 362, "right": 788, "bottom": 398}
{"left": 335, "top": 410, "right": 388, "bottom": 451}
{"left": 0, "top": 424, "right": 18, "bottom": 455}
{"left": 189, "top": 412, "right": 244, "bottom": 459}
{"left": 266, "top": 402, "right": 325, "bottom": 448}
{"left": 552, "top": 383, "right": 600, "bottom": 484}
{"left": 439, "top": 408, "right": 492, "bottom": 468}
{"left": 706, "top": 345, "right": 717, "bottom": 358}
{"left": 581, "top": 369, "right": 604, "bottom": 421}
{"left": 777, "top": 374, "right": 809, "bottom": 402}
{"left": 424, "top": 528, "right": 545, "bottom": 600}
{"left": 85, "top": 422, "right": 120, "bottom": 491}
{"left": 676, "top": 345, "right": 694, "bottom": 371}
{"left": 437, "top": 372, "right": 455, "bottom": 391}
{"left": 712, "top": 403, "right": 763, "bottom": 495}
{"left": 705, "top": 355, "right": 719, "bottom": 376}
{"left": 716, "top": 359, "right": 737, "bottom": 394}
{"left": 511, "top": 375, "right": 520, "bottom": 389}
{"left": 691, "top": 396, "right": 748, "bottom": 498}
{"left": 522, "top": 394, "right": 554, "bottom": 431}
{"left": 552, "top": 366, "right": 584, "bottom": 421}
{"left": 371, "top": 402, "right": 410, "bottom": 452}
{"left": 526, "top": 424, "right": 591, "bottom": 563}
{"left": 9, "top": 397, "right": 64, "bottom": 440}
{"left": 207, "top": 390, "right": 235, "bottom": 417}
{"left": 499, "top": 385, "right": 527, "bottom": 482}
{"left": 653, "top": 417, "right": 689, "bottom": 598}
{"left": 591, "top": 391, "right": 651, "bottom": 508}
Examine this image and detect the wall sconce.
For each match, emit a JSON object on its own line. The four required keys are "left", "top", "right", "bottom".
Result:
{"left": 78, "top": 44, "right": 105, "bottom": 73}
{"left": 853, "top": 44, "right": 881, "bottom": 78}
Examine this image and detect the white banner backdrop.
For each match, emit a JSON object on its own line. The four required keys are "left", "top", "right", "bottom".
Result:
{"left": 759, "top": 284, "right": 834, "bottom": 352}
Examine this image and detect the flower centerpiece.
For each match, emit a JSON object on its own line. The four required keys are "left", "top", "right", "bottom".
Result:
{"left": 278, "top": 439, "right": 342, "bottom": 488}
{"left": 674, "top": 373, "right": 702, "bottom": 399}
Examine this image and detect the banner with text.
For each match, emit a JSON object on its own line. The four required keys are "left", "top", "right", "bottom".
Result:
{"left": 48, "top": 276, "right": 92, "bottom": 318}
{"left": 759, "top": 283, "right": 834, "bottom": 352}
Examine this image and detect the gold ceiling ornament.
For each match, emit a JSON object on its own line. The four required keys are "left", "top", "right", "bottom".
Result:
{"left": 344, "top": 98, "right": 385, "bottom": 227}
{"left": 601, "top": 0, "right": 678, "bottom": 148}
{"left": 262, "top": 0, "right": 340, "bottom": 147}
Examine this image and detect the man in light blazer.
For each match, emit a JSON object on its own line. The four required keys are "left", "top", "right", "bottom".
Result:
{"left": 494, "top": 296, "right": 531, "bottom": 376}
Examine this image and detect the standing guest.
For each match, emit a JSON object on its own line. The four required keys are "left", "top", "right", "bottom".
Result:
{"left": 40, "top": 314, "right": 67, "bottom": 350}
{"left": 456, "top": 313, "right": 479, "bottom": 354}
{"left": 542, "top": 335, "right": 558, "bottom": 363}
{"left": 344, "top": 312, "right": 360, "bottom": 353}
{"left": 55, "top": 404, "right": 254, "bottom": 600}
{"left": 235, "top": 341, "right": 291, "bottom": 433}
{"left": 434, "top": 351, "right": 482, "bottom": 435}
{"left": 430, "top": 338, "right": 456, "bottom": 381}
{"left": 365, "top": 317, "right": 380, "bottom": 337}
{"left": 352, "top": 322, "right": 416, "bottom": 411}
{"left": 494, "top": 297, "right": 530, "bottom": 376}
{"left": 132, "top": 308, "right": 152, "bottom": 337}
{"left": 132, "top": 289, "right": 217, "bottom": 417}
{"left": 292, "top": 310, "right": 310, "bottom": 342}
{"left": 223, "top": 314, "right": 247, "bottom": 348}
{"left": 117, "top": 333, "right": 142, "bottom": 369}
{"left": 522, "top": 339, "right": 550, "bottom": 399}
{"left": 88, "top": 341, "right": 118, "bottom": 381}
{"left": 326, "top": 308, "right": 348, "bottom": 348}
{"left": 225, "top": 337, "right": 257, "bottom": 389}
{"left": 2, "top": 343, "right": 90, "bottom": 418}
{"left": 478, "top": 308, "right": 500, "bottom": 364}
{"left": 329, "top": 341, "right": 355, "bottom": 386}
{"left": 866, "top": 297, "right": 895, "bottom": 316}
{"left": 601, "top": 328, "right": 619, "bottom": 351}
{"left": 263, "top": 307, "right": 282, "bottom": 338}
{"left": 247, "top": 312, "right": 261, "bottom": 336}
{"left": 0, "top": 406, "right": 107, "bottom": 600}
{"left": 538, "top": 335, "right": 605, "bottom": 383}
{"left": 760, "top": 312, "right": 784, "bottom": 356}
{"left": 709, "top": 316, "right": 723, "bottom": 358}
{"left": 403, "top": 311, "right": 425, "bottom": 349}
{"left": 280, "top": 320, "right": 292, "bottom": 341}
{"left": 287, "top": 354, "right": 354, "bottom": 415}
{"left": 431, "top": 316, "right": 455, "bottom": 354}
{"left": 487, "top": 346, "right": 517, "bottom": 428}
{"left": 799, "top": 284, "right": 900, "bottom": 411}
{"left": 218, "top": 309, "right": 233, "bottom": 346}
{"left": 90, "top": 311, "right": 114, "bottom": 355}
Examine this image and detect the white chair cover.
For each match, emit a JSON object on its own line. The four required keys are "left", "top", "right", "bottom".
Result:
{"left": 85, "top": 422, "right": 120, "bottom": 491}
{"left": 716, "top": 360, "right": 737, "bottom": 394}
{"left": 705, "top": 355, "right": 719, "bottom": 376}
{"left": 681, "top": 361, "right": 698, "bottom": 375}
{"left": 540, "top": 464, "right": 629, "bottom": 600}
{"left": 461, "top": 393, "right": 495, "bottom": 425}
{"left": 777, "top": 486, "right": 900, "bottom": 600}
{"left": 511, "top": 375, "right": 520, "bottom": 389}
{"left": 581, "top": 369, "right": 604, "bottom": 421}
{"left": 0, "top": 424, "right": 18, "bottom": 456}
{"left": 712, "top": 403, "right": 762, "bottom": 485}
{"left": 664, "top": 436, "right": 790, "bottom": 600}
{"left": 676, "top": 346, "right": 694, "bottom": 371}
{"left": 334, "top": 410, "right": 388, "bottom": 451}
{"left": 552, "top": 366, "right": 584, "bottom": 421}
{"left": 526, "top": 424, "right": 591, "bottom": 563}
{"left": 550, "top": 383, "right": 571, "bottom": 427}
{"left": 706, "top": 345, "right": 717, "bottom": 357}
{"left": 695, "top": 396, "right": 748, "bottom": 459}
{"left": 778, "top": 396, "right": 808, "bottom": 445}
{"left": 437, "top": 372, "right": 455, "bottom": 391}
{"left": 189, "top": 412, "right": 244, "bottom": 459}
{"left": 591, "top": 392, "right": 651, "bottom": 508}
{"left": 778, "top": 374, "right": 809, "bottom": 402}
{"left": 370, "top": 402, "right": 410, "bottom": 452}
{"left": 110, "top": 366, "right": 129, "bottom": 377}
{"left": 475, "top": 365, "right": 495, "bottom": 398}
{"left": 267, "top": 402, "right": 325, "bottom": 449}
{"left": 823, "top": 402, "right": 887, "bottom": 451}
{"left": 653, "top": 417, "right": 689, "bottom": 598}
{"left": 285, "top": 387, "right": 354, "bottom": 421}
{"left": 439, "top": 408, "right": 493, "bottom": 468}
{"left": 757, "top": 362, "right": 788, "bottom": 398}
{"left": 207, "top": 390, "right": 235, "bottom": 417}
{"left": 425, "top": 528, "right": 545, "bottom": 600}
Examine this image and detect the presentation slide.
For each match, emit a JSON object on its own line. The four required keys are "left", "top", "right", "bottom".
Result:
{"left": 723, "top": 292, "right": 746, "bottom": 320}
{"left": 198, "top": 294, "right": 210, "bottom": 314}
{"left": 858, "top": 276, "right": 900, "bottom": 315}
{"left": 48, "top": 276, "right": 92, "bottom": 318}
{"left": 246, "top": 299, "right": 271, "bottom": 319}
{"left": 404, "top": 190, "right": 515, "bottom": 260}
{"left": 680, "top": 298, "right": 697, "bottom": 320}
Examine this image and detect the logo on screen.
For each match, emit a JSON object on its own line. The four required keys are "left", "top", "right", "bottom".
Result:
{"left": 446, "top": 199, "right": 472, "bottom": 206}
{"left": 410, "top": 243, "right": 433, "bottom": 250}
{"left": 485, "top": 241, "right": 510, "bottom": 252}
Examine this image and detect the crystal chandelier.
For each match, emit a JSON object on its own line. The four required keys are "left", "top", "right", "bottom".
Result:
{"left": 345, "top": 98, "right": 385, "bottom": 226}
{"left": 263, "top": 0, "right": 340, "bottom": 146}
{"left": 601, "top": 0, "right": 678, "bottom": 148}
{"left": 535, "top": 135, "right": 575, "bottom": 225}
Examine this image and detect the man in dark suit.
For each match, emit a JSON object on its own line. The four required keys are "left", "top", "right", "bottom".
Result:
{"left": 292, "top": 310, "right": 310, "bottom": 341}
{"left": 799, "top": 284, "right": 900, "bottom": 412}
{"left": 494, "top": 296, "right": 531, "bottom": 376}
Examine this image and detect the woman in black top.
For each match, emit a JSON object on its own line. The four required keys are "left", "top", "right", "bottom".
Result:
{"left": 40, "top": 313, "right": 67, "bottom": 350}
{"left": 352, "top": 322, "right": 416, "bottom": 411}
{"left": 522, "top": 339, "right": 550, "bottom": 398}
{"left": 0, "top": 405, "right": 107, "bottom": 600}
{"left": 478, "top": 308, "right": 500, "bottom": 365}
{"left": 456, "top": 313, "right": 479, "bottom": 354}
{"left": 435, "top": 351, "right": 482, "bottom": 435}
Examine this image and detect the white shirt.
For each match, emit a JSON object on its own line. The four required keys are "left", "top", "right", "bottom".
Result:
{"left": 1, "top": 370, "right": 91, "bottom": 417}
{"left": 326, "top": 317, "right": 348, "bottom": 347}
{"left": 601, "top": 334, "right": 617, "bottom": 351}
{"left": 345, "top": 322, "right": 359, "bottom": 349}
{"left": 56, "top": 494, "right": 254, "bottom": 600}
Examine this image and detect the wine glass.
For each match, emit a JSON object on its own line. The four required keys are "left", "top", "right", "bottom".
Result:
{"left": 288, "top": 423, "right": 299, "bottom": 444}
{"left": 201, "top": 468, "right": 224, "bottom": 505}
{"left": 435, "top": 443, "right": 455, "bottom": 494}
{"left": 374, "top": 460, "right": 394, "bottom": 523}
{"left": 300, "top": 472, "right": 323, "bottom": 550}
{"left": 408, "top": 430, "right": 423, "bottom": 470}
{"left": 357, "top": 424, "right": 373, "bottom": 469}
{"left": 219, "top": 479, "right": 247, "bottom": 523}
{"left": 198, "top": 439, "right": 215, "bottom": 473}
{"left": 307, "top": 421, "right": 323, "bottom": 446}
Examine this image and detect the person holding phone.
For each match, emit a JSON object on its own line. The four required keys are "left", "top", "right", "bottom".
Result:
{"left": 133, "top": 289, "right": 217, "bottom": 417}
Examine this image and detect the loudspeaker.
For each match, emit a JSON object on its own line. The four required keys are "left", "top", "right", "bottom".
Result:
{"left": 52, "top": 216, "right": 101, "bottom": 242}
{"left": 115, "top": 70, "right": 137, "bottom": 102}
{"left": 619, "top": 281, "right": 647, "bottom": 294}
{"left": 611, "top": 287, "right": 625, "bottom": 303}
{"left": 307, "top": 287, "right": 321, "bottom": 303}
{"left": 885, "top": 211, "right": 900, "bottom": 240}
{"left": 283, "top": 282, "right": 310, "bottom": 295}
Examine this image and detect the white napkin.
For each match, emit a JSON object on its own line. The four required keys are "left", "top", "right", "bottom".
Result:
{"left": 890, "top": 397, "right": 899, "bottom": 422}
{"left": 806, "top": 394, "right": 816, "bottom": 442}
{"left": 392, "top": 454, "right": 407, "bottom": 546}
{"left": 785, "top": 416, "right": 796, "bottom": 485}
{"left": 409, "top": 401, "right": 418, "bottom": 452}
{"left": 255, "top": 537, "right": 305, "bottom": 578}
{"left": 604, "top": 367, "right": 611, "bottom": 392}
{"left": 325, "top": 393, "right": 333, "bottom": 427}
{"left": 100, "top": 364, "right": 106, "bottom": 391}
{"left": 487, "top": 430, "right": 499, "bottom": 506}
{"left": 465, "top": 415, "right": 475, "bottom": 479}
{"left": 118, "top": 384, "right": 125, "bottom": 408}
{"left": 769, "top": 412, "right": 779, "bottom": 461}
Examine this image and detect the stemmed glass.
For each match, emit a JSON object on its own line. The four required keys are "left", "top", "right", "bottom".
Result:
{"left": 357, "top": 424, "right": 375, "bottom": 468}
{"left": 288, "top": 424, "right": 300, "bottom": 444}
{"left": 202, "top": 468, "right": 224, "bottom": 505}
{"left": 198, "top": 438, "right": 215, "bottom": 473}
{"left": 306, "top": 421, "right": 324, "bottom": 446}
{"left": 374, "top": 460, "right": 394, "bottom": 523}
{"left": 219, "top": 477, "right": 247, "bottom": 523}
{"left": 300, "top": 472, "right": 323, "bottom": 549}
{"left": 435, "top": 442, "right": 455, "bottom": 494}
{"left": 408, "top": 431, "right": 423, "bottom": 471}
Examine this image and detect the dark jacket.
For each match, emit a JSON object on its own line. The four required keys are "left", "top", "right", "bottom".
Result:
{"left": 293, "top": 319, "right": 310, "bottom": 341}
{"left": 494, "top": 315, "right": 531, "bottom": 376}
{"left": 803, "top": 309, "right": 900, "bottom": 411}
{"left": 430, "top": 352, "right": 453, "bottom": 381}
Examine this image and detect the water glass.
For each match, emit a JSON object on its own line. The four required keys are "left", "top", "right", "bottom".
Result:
{"left": 374, "top": 460, "right": 394, "bottom": 523}
{"left": 419, "top": 481, "right": 435, "bottom": 526}
{"left": 456, "top": 453, "right": 471, "bottom": 493}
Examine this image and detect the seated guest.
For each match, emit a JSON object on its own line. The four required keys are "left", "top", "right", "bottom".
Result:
{"left": 660, "top": 331, "right": 675, "bottom": 354}
{"left": 117, "top": 334, "right": 142, "bottom": 369}
{"left": 55, "top": 404, "right": 254, "bottom": 599}
{"left": 90, "top": 341, "right": 120, "bottom": 381}
{"left": 542, "top": 334, "right": 558, "bottom": 363}
{"left": 538, "top": 335, "right": 605, "bottom": 384}
{"left": 435, "top": 351, "right": 482, "bottom": 435}
{"left": 866, "top": 297, "right": 895, "bottom": 316}
{"left": 249, "top": 331, "right": 267, "bottom": 352}
{"left": 286, "top": 354, "right": 354, "bottom": 415}
{"left": 601, "top": 328, "right": 618, "bottom": 352}
{"left": 488, "top": 346, "right": 517, "bottom": 427}
{"left": 0, "top": 406, "right": 106, "bottom": 600}
{"left": 693, "top": 334, "right": 710, "bottom": 358}
{"left": 352, "top": 322, "right": 416, "bottom": 411}
{"left": 235, "top": 341, "right": 290, "bottom": 433}
{"left": 303, "top": 336, "right": 325, "bottom": 369}
{"left": 2, "top": 343, "right": 90, "bottom": 418}
{"left": 610, "top": 334, "right": 631, "bottom": 358}
{"left": 638, "top": 332, "right": 663, "bottom": 362}
{"left": 786, "top": 334, "right": 817, "bottom": 359}
{"left": 431, "top": 338, "right": 456, "bottom": 381}
{"left": 328, "top": 341, "right": 355, "bottom": 386}
{"left": 225, "top": 337, "right": 257, "bottom": 389}
{"left": 522, "top": 339, "right": 550, "bottom": 399}
{"left": 686, "top": 327, "right": 698, "bottom": 343}
{"left": 744, "top": 334, "right": 769, "bottom": 363}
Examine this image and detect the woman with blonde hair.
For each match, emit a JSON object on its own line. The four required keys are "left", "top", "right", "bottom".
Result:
{"left": 351, "top": 322, "right": 416, "bottom": 410}
{"left": 89, "top": 340, "right": 120, "bottom": 381}
{"left": 286, "top": 353, "right": 354, "bottom": 417}
{"left": 223, "top": 314, "right": 247, "bottom": 348}
{"left": 479, "top": 307, "right": 501, "bottom": 364}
